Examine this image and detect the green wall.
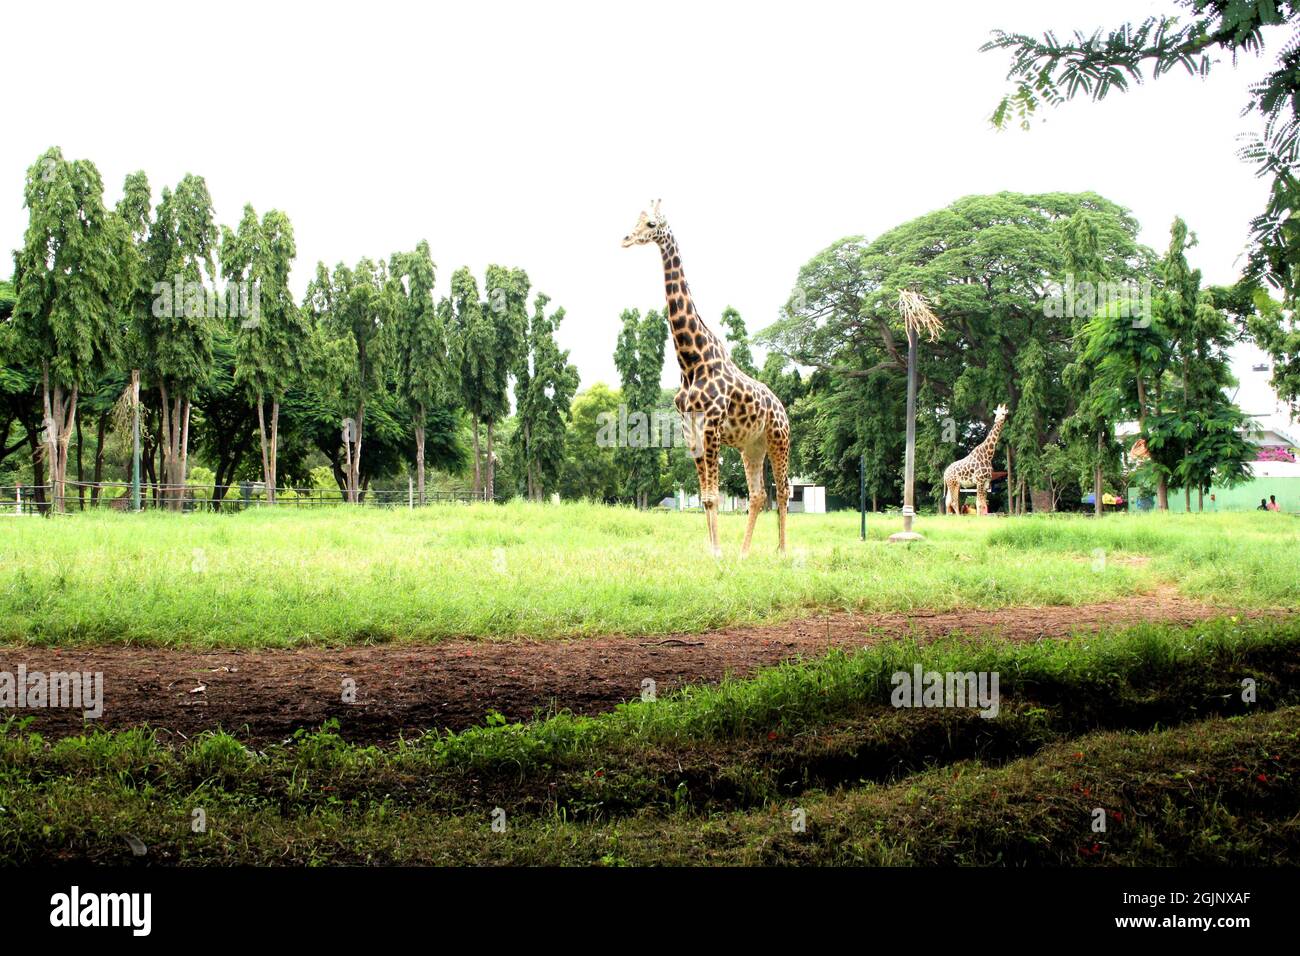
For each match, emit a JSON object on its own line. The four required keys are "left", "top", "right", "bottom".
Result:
{"left": 1153, "top": 476, "right": 1300, "bottom": 513}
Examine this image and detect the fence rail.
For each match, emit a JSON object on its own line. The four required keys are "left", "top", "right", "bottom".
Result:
{"left": 0, "top": 481, "right": 497, "bottom": 515}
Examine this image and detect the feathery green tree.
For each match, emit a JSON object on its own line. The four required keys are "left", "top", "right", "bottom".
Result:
{"left": 11, "top": 148, "right": 130, "bottom": 512}
{"left": 513, "top": 293, "right": 579, "bottom": 500}
{"left": 388, "top": 241, "right": 449, "bottom": 504}
{"left": 225, "top": 205, "right": 304, "bottom": 502}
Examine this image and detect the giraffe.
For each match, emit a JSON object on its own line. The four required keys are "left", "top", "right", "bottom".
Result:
{"left": 622, "top": 200, "right": 791, "bottom": 557}
{"left": 943, "top": 404, "right": 1008, "bottom": 515}
{"left": 1128, "top": 437, "right": 1150, "bottom": 466}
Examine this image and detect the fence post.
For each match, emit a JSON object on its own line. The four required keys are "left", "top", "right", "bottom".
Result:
{"left": 409, "top": 477, "right": 414, "bottom": 509}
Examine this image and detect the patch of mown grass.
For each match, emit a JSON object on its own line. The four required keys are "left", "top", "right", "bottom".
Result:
{"left": 4, "top": 506, "right": 1294, "bottom": 647}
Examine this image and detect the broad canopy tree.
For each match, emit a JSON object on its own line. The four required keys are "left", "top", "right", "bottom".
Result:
{"left": 759, "top": 191, "right": 1151, "bottom": 510}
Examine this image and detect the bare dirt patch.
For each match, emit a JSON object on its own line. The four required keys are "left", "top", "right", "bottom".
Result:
{"left": 0, "top": 590, "right": 1255, "bottom": 746}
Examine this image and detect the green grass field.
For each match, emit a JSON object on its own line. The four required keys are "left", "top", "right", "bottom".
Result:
{"left": 4, "top": 505, "right": 1299, "bottom": 866}
{"left": 3, "top": 504, "right": 1297, "bottom": 647}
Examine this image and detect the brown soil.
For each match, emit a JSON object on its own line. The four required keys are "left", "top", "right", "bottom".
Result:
{"left": 0, "top": 590, "right": 1254, "bottom": 746}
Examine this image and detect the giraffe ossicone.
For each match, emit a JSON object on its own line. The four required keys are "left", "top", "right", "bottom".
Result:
{"left": 622, "top": 200, "right": 792, "bottom": 557}
{"left": 943, "top": 404, "right": 1008, "bottom": 515}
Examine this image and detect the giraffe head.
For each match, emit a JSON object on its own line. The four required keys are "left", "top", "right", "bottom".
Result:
{"left": 994, "top": 404, "right": 1009, "bottom": 423}
{"left": 621, "top": 199, "right": 669, "bottom": 248}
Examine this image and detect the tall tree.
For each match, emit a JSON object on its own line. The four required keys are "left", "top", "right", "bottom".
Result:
{"left": 141, "top": 174, "right": 219, "bottom": 508}
{"left": 305, "top": 258, "right": 389, "bottom": 503}
{"left": 1149, "top": 219, "right": 1253, "bottom": 508}
{"left": 116, "top": 170, "right": 152, "bottom": 510}
{"left": 11, "top": 148, "right": 129, "bottom": 512}
{"left": 446, "top": 267, "right": 490, "bottom": 495}
{"left": 1058, "top": 210, "right": 1114, "bottom": 516}
{"left": 388, "top": 240, "right": 450, "bottom": 504}
{"left": 719, "top": 306, "right": 758, "bottom": 375}
{"left": 614, "top": 307, "right": 668, "bottom": 508}
{"left": 513, "top": 293, "right": 579, "bottom": 500}
{"left": 225, "top": 205, "right": 304, "bottom": 502}
{"left": 481, "top": 265, "right": 530, "bottom": 500}
{"left": 1082, "top": 296, "right": 1174, "bottom": 509}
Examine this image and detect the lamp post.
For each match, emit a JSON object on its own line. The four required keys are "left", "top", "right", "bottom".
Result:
{"left": 131, "top": 371, "right": 141, "bottom": 512}
{"left": 889, "top": 289, "right": 942, "bottom": 545}
{"left": 859, "top": 453, "right": 866, "bottom": 541}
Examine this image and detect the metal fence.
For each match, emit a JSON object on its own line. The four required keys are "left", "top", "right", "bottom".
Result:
{"left": 0, "top": 481, "right": 497, "bottom": 515}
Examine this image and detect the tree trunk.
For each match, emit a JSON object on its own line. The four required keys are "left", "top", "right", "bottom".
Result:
{"left": 92, "top": 411, "right": 108, "bottom": 505}
{"left": 269, "top": 399, "right": 279, "bottom": 504}
{"left": 485, "top": 420, "right": 495, "bottom": 501}
{"left": 76, "top": 412, "right": 85, "bottom": 510}
{"left": 180, "top": 398, "right": 191, "bottom": 511}
{"left": 414, "top": 402, "right": 426, "bottom": 506}
{"left": 1094, "top": 432, "right": 1103, "bottom": 518}
{"left": 471, "top": 415, "right": 482, "bottom": 497}
{"left": 27, "top": 426, "right": 48, "bottom": 514}
{"left": 41, "top": 364, "right": 78, "bottom": 515}
{"left": 256, "top": 393, "right": 271, "bottom": 504}
{"left": 1005, "top": 446, "right": 1014, "bottom": 515}
{"left": 345, "top": 402, "right": 366, "bottom": 504}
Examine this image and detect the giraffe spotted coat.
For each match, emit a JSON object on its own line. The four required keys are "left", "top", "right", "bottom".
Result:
{"left": 943, "top": 405, "right": 1008, "bottom": 515}
{"left": 623, "top": 201, "right": 791, "bottom": 557}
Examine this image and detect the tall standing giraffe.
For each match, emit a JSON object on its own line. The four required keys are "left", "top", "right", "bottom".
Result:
{"left": 622, "top": 200, "right": 791, "bottom": 557}
{"left": 943, "top": 404, "right": 1008, "bottom": 515}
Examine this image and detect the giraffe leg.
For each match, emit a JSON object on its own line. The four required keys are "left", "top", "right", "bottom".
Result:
{"left": 770, "top": 436, "right": 789, "bottom": 554}
{"left": 739, "top": 442, "right": 768, "bottom": 558}
{"left": 695, "top": 431, "right": 722, "bottom": 558}
{"left": 976, "top": 482, "right": 988, "bottom": 516}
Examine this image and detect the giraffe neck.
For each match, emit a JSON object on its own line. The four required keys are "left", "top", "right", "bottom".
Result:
{"left": 978, "top": 417, "right": 1005, "bottom": 456}
{"left": 659, "top": 230, "right": 723, "bottom": 385}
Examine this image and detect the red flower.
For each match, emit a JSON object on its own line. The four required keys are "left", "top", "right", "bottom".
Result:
{"left": 1257, "top": 773, "right": 1269, "bottom": 783}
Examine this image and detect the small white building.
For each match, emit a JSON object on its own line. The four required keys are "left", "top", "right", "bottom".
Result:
{"left": 676, "top": 476, "right": 826, "bottom": 513}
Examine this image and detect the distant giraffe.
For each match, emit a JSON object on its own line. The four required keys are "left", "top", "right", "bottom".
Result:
{"left": 1129, "top": 436, "right": 1150, "bottom": 466}
{"left": 943, "top": 405, "right": 1009, "bottom": 515}
{"left": 622, "top": 200, "right": 791, "bottom": 557}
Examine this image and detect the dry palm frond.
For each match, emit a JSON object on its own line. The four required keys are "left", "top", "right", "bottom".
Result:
{"left": 111, "top": 381, "right": 137, "bottom": 432}
{"left": 896, "top": 289, "right": 943, "bottom": 342}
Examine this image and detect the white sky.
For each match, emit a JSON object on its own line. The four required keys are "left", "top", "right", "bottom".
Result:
{"left": 2, "top": 0, "right": 1281, "bottom": 391}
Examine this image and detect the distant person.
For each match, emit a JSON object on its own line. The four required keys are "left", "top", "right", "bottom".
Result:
{"left": 1268, "top": 494, "right": 1281, "bottom": 512}
{"left": 1209, "top": 493, "right": 1217, "bottom": 512}
{"left": 1258, "top": 498, "right": 1269, "bottom": 510}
